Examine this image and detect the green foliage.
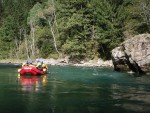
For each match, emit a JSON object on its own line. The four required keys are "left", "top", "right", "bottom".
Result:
{"left": 0, "top": 0, "right": 44, "bottom": 59}
{"left": 136, "top": 0, "right": 150, "bottom": 33}
{"left": 125, "top": 0, "right": 150, "bottom": 34}
{"left": 62, "top": 39, "right": 86, "bottom": 59}
{"left": 40, "top": 40, "right": 53, "bottom": 58}
{"left": 0, "top": 42, "right": 11, "bottom": 59}
{"left": 0, "top": 15, "right": 17, "bottom": 42}
{"left": 27, "top": 2, "right": 43, "bottom": 26}
{"left": 0, "top": 0, "right": 148, "bottom": 60}
{"left": 0, "top": 15, "right": 17, "bottom": 58}
{"left": 36, "top": 27, "right": 55, "bottom": 58}
{"left": 56, "top": 0, "right": 95, "bottom": 59}
{"left": 92, "top": 0, "right": 130, "bottom": 59}
{"left": 35, "top": 27, "right": 51, "bottom": 40}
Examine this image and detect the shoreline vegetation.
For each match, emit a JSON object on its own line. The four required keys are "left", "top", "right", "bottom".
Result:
{"left": 0, "top": 0, "right": 149, "bottom": 75}
{"left": 1, "top": 58, "right": 149, "bottom": 75}
{"left": 0, "top": 58, "right": 113, "bottom": 67}
{"left": 1, "top": 0, "right": 149, "bottom": 65}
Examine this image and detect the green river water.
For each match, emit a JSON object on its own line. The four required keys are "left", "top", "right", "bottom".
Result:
{"left": 0, "top": 64, "right": 149, "bottom": 113}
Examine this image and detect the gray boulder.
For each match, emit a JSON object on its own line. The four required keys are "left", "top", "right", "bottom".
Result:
{"left": 111, "top": 34, "right": 150, "bottom": 74}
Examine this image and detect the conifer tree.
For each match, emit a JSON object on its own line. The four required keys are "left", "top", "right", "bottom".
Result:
{"left": 91, "top": 0, "right": 130, "bottom": 59}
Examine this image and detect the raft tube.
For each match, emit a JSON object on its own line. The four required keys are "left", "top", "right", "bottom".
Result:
{"left": 20, "top": 66, "right": 44, "bottom": 76}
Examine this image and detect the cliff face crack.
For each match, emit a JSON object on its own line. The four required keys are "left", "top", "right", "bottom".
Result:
{"left": 124, "top": 52, "right": 144, "bottom": 74}
{"left": 111, "top": 34, "right": 150, "bottom": 74}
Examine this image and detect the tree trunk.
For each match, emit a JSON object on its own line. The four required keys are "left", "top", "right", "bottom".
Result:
{"left": 14, "top": 36, "right": 19, "bottom": 59}
{"left": 30, "top": 20, "right": 35, "bottom": 58}
{"left": 51, "top": 0, "right": 58, "bottom": 27}
{"left": 48, "top": 20, "right": 60, "bottom": 55}
{"left": 24, "top": 29, "right": 29, "bottom": 59}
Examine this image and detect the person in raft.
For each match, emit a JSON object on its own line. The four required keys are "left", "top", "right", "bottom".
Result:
{"left": 36, "top": 59, "right": 48, "bottom": 73}
{"left": 28, "top": 60, "right": 35, "bottom": 67}
{"left": 21, "top": 60, "right": 35, "bottom": 67}
{"left": 36, "top": 62, "right": 43, "bottom": 71}
{"left": 19, "top": 60, "right": 32, "bottom": 72}
{"left": 22, "top": 60, "right": 29, "bottom": 67}
{"left": 42, "top": 63, "right": 48, "bottom": 72}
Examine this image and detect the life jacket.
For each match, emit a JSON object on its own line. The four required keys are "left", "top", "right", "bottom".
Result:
{"left": 29, "top": 64, "right": 35, "bottom": 67}
{"left": 22, "top": 62, "right": 27, "bottom": 67}
{"left": 36, "top": 62, "right": 43, "bottom": 70}
{"left": 42, "top": 64, "right": 48, "bottom": 72}
{"left": 42, "top": 64, "right": 48, "bottom": 69}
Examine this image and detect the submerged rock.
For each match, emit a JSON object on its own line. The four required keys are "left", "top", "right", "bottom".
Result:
{"left": 112, "top": 34, "right": 150, "bottom": 74}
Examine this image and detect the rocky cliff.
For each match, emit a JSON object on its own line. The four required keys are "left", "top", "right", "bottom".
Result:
{"left": 111, "top": 34, "right": 150, "bottom": 74}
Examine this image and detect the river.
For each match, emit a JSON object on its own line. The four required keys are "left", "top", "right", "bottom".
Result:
{"left": 0, "top": 64, "right": 149, "bottom": 113}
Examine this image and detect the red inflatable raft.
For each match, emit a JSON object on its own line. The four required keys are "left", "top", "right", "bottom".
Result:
{"left": 20, "top": 66, "right": 45, "bottom": 76}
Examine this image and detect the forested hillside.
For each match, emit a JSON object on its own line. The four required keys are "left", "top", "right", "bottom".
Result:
{"left": 0, "top": 0, "right": 149, "bottom": 61}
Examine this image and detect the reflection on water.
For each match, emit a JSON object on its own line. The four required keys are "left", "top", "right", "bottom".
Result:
{"left": 111, "top": 84, "right": 150, "bottom": 113}
{"left": 0, "top": 64, "right": 149, "bottom": 113}
{"left": 19, "top": 75, "right": 48, "bottom": 92}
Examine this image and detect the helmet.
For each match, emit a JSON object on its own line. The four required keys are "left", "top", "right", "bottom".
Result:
{"left": 36, "top": 59, "right": 40, "bottom": 62}
{"left": 36, "top": 59, "right": 43, "bottom": 64}
{"left": 28, "top": 60, "right": 32, "bottom": 64}
{"left": 25, "top": 60, "right": 28, "bottom": 63}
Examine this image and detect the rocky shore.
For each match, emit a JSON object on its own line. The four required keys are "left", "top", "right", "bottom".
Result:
{"left": 0, "top": 58, "right": 113, "bottom": 67}
{"left": 0, "top": 34, "right": 149, "bottom": 75}
{"left": 42, "top": 58, "right": 113, "bottom": 67}
{"left": 111, "top": 34, "right": 150, "bottom": 74}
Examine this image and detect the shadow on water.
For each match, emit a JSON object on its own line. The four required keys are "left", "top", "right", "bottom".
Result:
{"left": 0, "top": 64, "right": 149, "bottom": 113}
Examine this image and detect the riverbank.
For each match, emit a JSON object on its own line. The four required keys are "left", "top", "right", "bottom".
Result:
{"left": 0, "top": 58, "right": 113, "bottom": 67}
{"left": 1, "top": 58, "right": 150, "bottom": 75}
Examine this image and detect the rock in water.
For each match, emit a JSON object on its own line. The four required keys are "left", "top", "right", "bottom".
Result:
{"left": 112, "top": 34, "right": 150, "bottom": 74}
